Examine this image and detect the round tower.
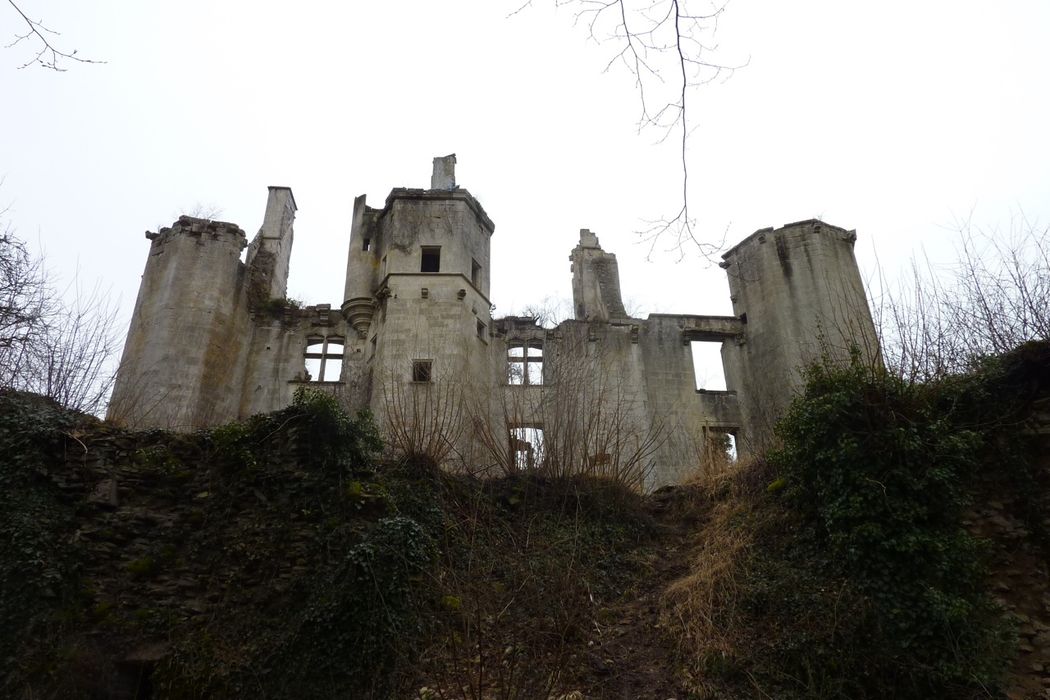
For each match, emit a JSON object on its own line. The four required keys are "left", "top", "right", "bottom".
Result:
{"left": 108, "top": 216, "right": 250, "bottom": 429}
{"left": 719, "top": 219, "right": 879, "bottom": 454}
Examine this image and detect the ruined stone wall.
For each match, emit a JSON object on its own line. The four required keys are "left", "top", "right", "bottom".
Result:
{"left": 109, "top": 159, "right": 880, "bottom": 491}
{"left": 237, "top": 305, "right": 354, "bottom": 418}
{"left": 244, "top": 187, "right": 296, "bottom": 303}
{"left": 571, "top": 229, "right": 628, "bottom": 321}
{"left": 639, "top": 315, "right": 741, "bottom": 487}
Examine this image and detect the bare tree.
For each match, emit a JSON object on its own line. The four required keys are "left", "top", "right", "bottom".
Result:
{"left": 516, "top": 0, "right": 744, "bottom": 259}
{"left": 876, "top": 215, "right": 1050, "bottom": 382}
{"left": 470, "top": 321, "right": 666, "bottom": 490}
{"left": 0, "top": 221, "right": 119, "bottom": 415}
{"left": 0, "top": 220, "right": 51, "bottom": 382}
{"left": 4, "top": 0, "right": 102, "bottom": 71}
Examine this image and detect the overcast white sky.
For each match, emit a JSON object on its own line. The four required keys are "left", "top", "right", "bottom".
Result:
{"left": 2, "top": 1, "right": 1048, "bottom": 382}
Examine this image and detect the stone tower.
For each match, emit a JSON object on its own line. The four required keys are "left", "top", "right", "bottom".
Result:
{"left": 108, "top": 217, "right": 251, "bottom": 429}
{"left": 719, "top": 219, "right": 878, "bottom": 454}
{"left": 340, "top": 155, "right": 497, "bottom": 445}
{"left": 108, "top": 188, "right": 298, "bottom": 429}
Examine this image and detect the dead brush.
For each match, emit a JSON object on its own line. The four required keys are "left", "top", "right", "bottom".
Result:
{"left": 659, "top": 457, "right": 779, "bottom": 688}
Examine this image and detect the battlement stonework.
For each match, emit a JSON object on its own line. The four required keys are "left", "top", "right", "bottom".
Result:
{"left": 109, "top": 156, "right": 878, "bottom": 490}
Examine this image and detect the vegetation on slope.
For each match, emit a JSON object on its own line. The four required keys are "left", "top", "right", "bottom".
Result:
{"left": 0, "top": 387, "right": 668, "bottom": 699}
{"left": 664, "top": 342, "right": 1050, "bottom": 699}
{"left": 1, "top": 343, "right": 1047, "bottom": 699}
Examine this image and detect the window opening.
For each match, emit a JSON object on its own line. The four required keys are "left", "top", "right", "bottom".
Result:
{"left": 510, "top": 427, "right": 545, "bottom": 470}
{"left": 704, "top": 429, "right": 738, "bottom": 470}
{"left": 362, "top": 237, "right": 371, "bottom": 251}
{"left": 412, "top": 359, "right": 433, "bottom": 383}
{"left": 508, "top": 340, "right": 543, "bottom": 385}
{"left": 369, "top": 335, "right": 377, "bottom": 359}
{"left": 421, "top": 246, "right": 441, "bottom": 273}
{"left": 477, "top": 319, "right": 486, "bottom": 339}
{"left": 304, "top": 336, "right": 345, "bottom": 382}
{"left": 471, "top": 259, "right": 482, "bottom": 287}
{"left": 691, "top": 341, "right": 727, "bottom": 391}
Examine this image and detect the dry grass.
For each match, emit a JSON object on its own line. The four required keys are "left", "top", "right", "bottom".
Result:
{"left": 659, "top": 457, "right": 780, "bottom": 693}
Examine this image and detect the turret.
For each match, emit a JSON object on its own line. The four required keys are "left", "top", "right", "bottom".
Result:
{"left": 341, "top": 194, "right": 380, "bottom": 336}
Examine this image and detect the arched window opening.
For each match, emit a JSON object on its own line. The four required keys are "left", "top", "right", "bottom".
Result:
{"left": 304, "top": 336, "right": 345, "bottom": 382}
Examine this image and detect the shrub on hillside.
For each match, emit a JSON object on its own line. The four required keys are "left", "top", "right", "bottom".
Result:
{"left": 768, "top": 354, "right": 1012, "bottom": 695}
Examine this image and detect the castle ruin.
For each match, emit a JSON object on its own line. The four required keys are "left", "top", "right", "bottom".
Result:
{"left": 108, "top": 155, "right": 878, "bottom": 490}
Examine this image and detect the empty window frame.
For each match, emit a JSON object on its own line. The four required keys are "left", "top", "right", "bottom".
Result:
{"left": 421, "top": 246, "right": 441, "bottom": 273}
{"left": 362, "top": 237, "right": 372, "bottom": 251}
{"left": 508, "top": 340, "right": 543, "bottom": 385}
{"left": 471, "top": 258, "right": 482, "bottom": 287}
{"left": 691, "top": 341, "right": 728, "bottom": 391}
{"left": 510, "top": 426, "right": 545, "bottom": 470}
{"left": 704, "top": 429, "right": 738, "bottom": 467}
{"left": 304, "top": 336, "right": 345, "bottom": 382}
{"left": 412, "top": 359, "right": 433, "bottom": 383}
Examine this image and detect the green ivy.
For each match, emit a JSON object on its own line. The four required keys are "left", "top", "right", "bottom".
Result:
{"left": 769, "top": 357, "right": 1013, "bottom": 694}
{"left": 0, "top": 391, "right": 79, "bottom": 680}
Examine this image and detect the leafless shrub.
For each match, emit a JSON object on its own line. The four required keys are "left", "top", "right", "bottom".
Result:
{"left": 876, "top": 216, "right": 1050, "bottom": 381}
{"left": 0, "top": 225, "right": 119, "bottom": 415}
{"left": 470, "top": 322, "right": 666, "bottom": 490}
{"left": 380, "top": 368, "right": 466, "bottom": 465}
{"left": 0, "top": 225, "right": 51, "bottom": 382}
{"left": 24, "top": 280, "right": 120, "bottom": 415}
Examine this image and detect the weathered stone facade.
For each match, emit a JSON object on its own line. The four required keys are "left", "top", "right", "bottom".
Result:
{"left": 109, "top": 155, "right": 878, "bottom": 489}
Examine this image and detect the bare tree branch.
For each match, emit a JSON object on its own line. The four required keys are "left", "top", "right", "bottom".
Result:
{"left": 0, "top": 219, "right": 119, "bottom": 415}
{"left": 522, "top": 0, "right": 746, "bottom": 260}
{"left": 4, "top": 0, "right": 103, "bottom": 71}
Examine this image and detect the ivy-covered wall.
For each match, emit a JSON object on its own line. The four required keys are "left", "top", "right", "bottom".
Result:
{"left": 0, "top": 388, "right": 445, "bottom": 698}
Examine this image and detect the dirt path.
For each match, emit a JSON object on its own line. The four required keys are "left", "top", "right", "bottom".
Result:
{"left": 565, "top": 487, "right": 704, "bottom": 700}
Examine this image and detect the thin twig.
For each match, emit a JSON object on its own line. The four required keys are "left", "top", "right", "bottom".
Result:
{"left": 5, "top": 0, "right": 103, "bottom": 71}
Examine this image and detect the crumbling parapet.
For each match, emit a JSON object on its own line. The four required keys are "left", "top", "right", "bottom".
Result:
{"left": 245, "top": 186, "right": 296, "bottom": 306}
{"left": 431, "top": 153, "right": 457, "bottom": 190}
{"left": 570, "top": 229, "right": 628, "bottom": 322}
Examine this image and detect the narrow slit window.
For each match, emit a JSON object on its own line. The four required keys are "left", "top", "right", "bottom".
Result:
{"left": 477, "top": 319, "right": 486, "bottom": 339}
{"left": 421, "top": 246, "right": 441, "bottom": 273}
{"left": 412, "top": 359, "right": 433, "bottom": 383}
{"left": 362, "top": 237, "right": 371, "bottom": 251}
{"left": 304, "top": 336, "right": 345, "bottom": 382}
{"left": 471, "top": 258, "right": 482, "bottom": 287}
